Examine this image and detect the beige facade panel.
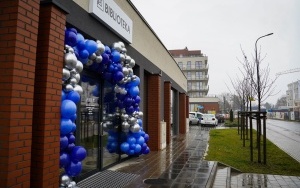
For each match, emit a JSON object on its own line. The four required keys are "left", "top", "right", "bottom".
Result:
{"left": 73, "top": 0, "right": 187, "bottom": 92}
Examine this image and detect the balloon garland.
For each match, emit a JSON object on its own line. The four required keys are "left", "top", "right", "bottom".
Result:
{"left": 60, "top": 27, "right": 150, "bottom": 186}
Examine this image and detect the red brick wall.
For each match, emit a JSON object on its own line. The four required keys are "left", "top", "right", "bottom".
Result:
{"left": 147, "top": 75, "right": 161, "bottom": 151}
{"left": 186, "top": 96, "right": 189, "bottom": 117}
{"left": 164, "top": 82, "right": 171, "bottom": 144}
{"left": 179, "top": 93, "right": 187, "bottom": 134}
{"left": 0, "top": 0, "right": 40, "bottom": 187}
{"left": 30, "top": 4, "right": 66, "bottom": 188}
{"left": 202, "top": 102, "right": 220, "bottom": 113}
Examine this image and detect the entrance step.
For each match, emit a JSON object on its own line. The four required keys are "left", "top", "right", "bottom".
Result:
{"left": 211, "top": 166, "right": 231, "bottom": 188}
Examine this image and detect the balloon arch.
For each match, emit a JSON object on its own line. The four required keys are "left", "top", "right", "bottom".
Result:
{"left": 59, "top": 27, "right": 150, "bottom": 186}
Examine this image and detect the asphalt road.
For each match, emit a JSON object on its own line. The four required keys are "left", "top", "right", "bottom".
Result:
{"left": 257, "top": 119, "right": 300, "bottom": 163}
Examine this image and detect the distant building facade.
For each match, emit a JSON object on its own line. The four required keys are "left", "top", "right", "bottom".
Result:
{"left": 286, "top": 80, "right": 300, "bottom": 120}
{"left": 169, "top": 47, "right": 219, "bottom": 113}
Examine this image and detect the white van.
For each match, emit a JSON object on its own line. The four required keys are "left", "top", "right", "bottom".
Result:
{"left": 189, "top": 112, "right": 203, "bottom": 121}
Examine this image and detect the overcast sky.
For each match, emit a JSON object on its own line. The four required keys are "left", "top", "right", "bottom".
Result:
{"left": 130, "top": 0, "right": 300, "bottom": 105}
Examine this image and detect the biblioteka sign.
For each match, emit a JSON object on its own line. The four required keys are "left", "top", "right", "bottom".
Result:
{"left": 89, "top": 0, "right": 133, "bottom": 43}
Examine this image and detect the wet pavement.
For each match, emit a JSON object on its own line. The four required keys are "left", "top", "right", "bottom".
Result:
{"left": 106, "top": 125, "right": 300, "bottom": 188}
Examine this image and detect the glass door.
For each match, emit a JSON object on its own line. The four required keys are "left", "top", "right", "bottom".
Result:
{"left": 77, "top": 74, "right": 101, "bottom": 177}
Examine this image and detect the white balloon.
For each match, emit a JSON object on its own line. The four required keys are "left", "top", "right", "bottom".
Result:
{"left": 129, "top": 59, "right": 135, "bottom": 68}
{"left": 64, "top": 84, "right": 74, "bottom": 92}
{"left": 119, "top": 41, "right": 125, "bottom": 48}
{"left": 95, "top": 55, "right": 102, "bottom": 63}
{"left": 120, "top": 54, "right": 125, "bottom": 62}
{"left": 96, "top": 42, "right": 105, "bottom": 55}
{"left": 112, "top": 42, "right": 122, "bottom": 52}
{"left": 70, "top": 78, "right": 77, "bottom": 85}
{"left": 74, "top": 73, "right": 80, "bottom": 82}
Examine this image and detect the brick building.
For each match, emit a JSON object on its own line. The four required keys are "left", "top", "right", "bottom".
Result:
{"left": 0, "top": 0, "right": 189, "bottom": 187}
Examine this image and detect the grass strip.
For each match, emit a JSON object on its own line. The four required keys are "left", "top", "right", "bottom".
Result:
{"left": 204, "top": 128, "right": 300, "bottom": 176}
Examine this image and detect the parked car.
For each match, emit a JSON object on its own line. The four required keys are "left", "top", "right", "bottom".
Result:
{"left": 189, "top": 114, "right": 200, "bottom": 125}
{"left": 216, "top": 114, "right": 225, "bottom": 123}
{"left": 201, "top": 114, "right": 218, "bottom": 127}
{"left": 189, "top": 112, "right": 203, "bottom": 121}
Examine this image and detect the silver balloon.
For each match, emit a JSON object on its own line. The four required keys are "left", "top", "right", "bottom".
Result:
{"left": 125, "top": 55, "right": 131, "bottom": 63}
{"left": 75, "top": 61, "right": 83, "bottom": 73}
{"left": 60, "top": 174, "right": 71, "bottom": 186}
{"left": 86, "top": 60, "right": 94, "bottom": 66}
{"left": 114, "top": 86, "right": 121, "bottom": 93}
{"left": 70, "top": 78, "right": 78, "bottom": 85}
{"left": 112, "top": 42, "right": 122, "bottom": 52}
{"left": 102, "top": 122, "right": 108, "bottom": 132}
{"left": 138, "top": 112, "right": 144, "bottom": 117}
{"left": 95, "top": 55, "right": 103, "bottom": 63}
{"left": 64, "top": 84, "right": 74, "bottom": 92}
{"left": 122, "top": 67, "right": 129, "bottom": 76}
{"left": 121, "top": 47, "right": 127, "bottom": 54}
{"left": 96, "top": 42, "right": 105, "bottom": 55}
{"left": 120, "top": 89, "right": 127, "bottom": 95}
{"left": 73, "top": 85, "right": 83, "bottom": 94}
{"left": 64, "top": 53, "right": 77, "bottom": 70}
{"left": 129, "top": 117, "right": 137, "bottom": 124}
{"left": 121, "top": 114, "right": 129, "bottom": 120}
{"left": 129, "top": 59, "right": 135, "bottom": 68}
{"left": 107, "top": 114, "right": 114, "bottom": 120}
{"left": 122, "top": 122, "right": 130, "bottom": 130}
{"left": 74, "top": 73, "right": 80, "bottom": 83}
{"left": 120, "top": 54, "right": 125, "bottom": 62}
{"left": 68, "top": 47, "right": 74, "bottom": 54}
{"left": 121, "top": 108, "right": 127, "bottom": 114}
{"left": 62, "top": 68, "right": 70, "bottom": 81}
{"left": 89, "top": 53, "right": 97, "bottom": 60}
{"left": 128, "top": 68, "right": 133, "bottom": 75}
{"left": 130, "top": 123, "right": 140, "bottom": 133}
{"left": 119, "top": 41, "right": 125, "bottom": 48}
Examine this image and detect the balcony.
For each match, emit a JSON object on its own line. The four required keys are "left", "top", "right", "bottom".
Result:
{"left": 187, "top": 75, "right": 209, "bottom": 81}
{"left": 181, "top": 65, "right": 209, "bottom": 71}
{"left": 187, "top": 86, "right": 209, "bottom": 92}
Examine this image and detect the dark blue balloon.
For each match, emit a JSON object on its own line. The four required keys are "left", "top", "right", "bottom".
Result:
{"left": 67, "top": 91, "right": 80, "bottom": 104}
{"left": 65, "top": 161, "right": 82, "bottom": 177}
{"left": 67, "top": 143, "right": 75, "bottom": 152}
{"left": 144, "top": 134, "right": 149, "bottom": 143}
{"left": 65, "top": 30, "right": 77, "bottom": 47}
{"left": 68, "top": 28, "right": 77, "bottom": 34}
{"left": 134, "top": 96, "right": 141, "bottom": 104}
{"left": 143, "top": 147, "right": 150, "bottom": 154}
{"left": 101, "top": 53, "right": 110, "bottom": 64}
{"left": 126, "top": 106, "right": 134, "bottom": 114}
{"left": 104, "top": 45, "right": 111, "bottom": 54}
{"left": 60, "top": 118, "right": 73, "bottom": 136}
{"left": 113, "top": 71, "right": 124, "bottom": 82}
{"left": 67, "top": 134, "right": 75, "bottom": 144}
{"left": 70, "top": 113, "right": 77, "bottom": 122}
{"left": 71, "top": 146, "right": 87, "bottom": 162}
{"left": 60, "top": 136, "right": 68, "bottom": 150}
{"left": 60, "top": 152, "right": 70, "bottom": 168}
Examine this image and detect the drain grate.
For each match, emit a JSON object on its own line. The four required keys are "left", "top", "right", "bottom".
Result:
{"left": 77, "top": 170, "right": 139, "bottom": 188}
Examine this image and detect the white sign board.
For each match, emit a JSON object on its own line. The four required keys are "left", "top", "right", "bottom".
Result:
{"left": 89, "top": 0, "right": 133, "bottom": 43}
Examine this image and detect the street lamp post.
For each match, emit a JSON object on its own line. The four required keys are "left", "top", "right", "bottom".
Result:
{"left": 255, "top": 33, "right": 273, "bottom": 113}
{"left": 255, "top": 32, "right": 273, "bottom": 163}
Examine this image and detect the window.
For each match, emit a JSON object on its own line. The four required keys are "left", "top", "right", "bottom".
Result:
{"left": 195, "top": 61, "right": 200, "bottom": 69}
{"left": 187, "top": 72, "right": 191, "bottom": 80}
{"left": 188, "top": 82, "right": 192, "bottom": 90}
{"left": 178, "top": 62, "right": 183, "bottom": 69}
{"left": 195, "top": 72, "right": 201, "bottom": 79}
{"left": 187, "top": 61, "right": 191, "bottom": 69}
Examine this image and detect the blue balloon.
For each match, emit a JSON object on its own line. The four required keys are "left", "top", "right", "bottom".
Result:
{"left": 127, "top": 136, "right": 136, "bottom": 145}
{"left": 101, "top": 53, "right": 110, "bottom": 64}
{"left": 128, "top": 149, "right": 135, "bottom": 155}
{"left": 134, "top": 144, "right": 142, "bottom": 154}
{"left": 60, "top": 136, "right": 68, "bottom": 150}
{"left": 71, "top": 146, "right": 87, "bottom": 162}
{"left": 76, "top": 33, "right": 85, "bottom": 50}
{"left": 79, "top": 49, "right": 89, "bottom": 59}
{"left": 108, "top": 135, "right": 116, "bottom": 143}
{"left": 67, "top": 91, "right": 80, "bottom": 104}
{"left": 71, "top": 122, "right": 76, "bottom": 132}
{"left": 70, "top": 113, "right": 77, "bottom": 122}
{"left": 137, "top": 119, "right": 143, "bottom": 126}
{"left": 141, "top": 143, "right": 147, "bottom": 151}
{"left": 131, "top": 77, "right": 140, "bottom": 87}
{"left": 85, "top": 40, "right": 98, "bottom": 55}
{"left": 60, "top": 118, "right": 73, "bottom": 136}
{"left": 136, "top": 136, "right": 145, "bottom": 146}
{"left": 61, "top": 91, "right": 66, "bottom": 101}
{"left": 111, "top": 51, "right": 120, "bottom": 62}
{"left": 60, "top": 152, "right": 70, "bottom": 168}
{"left": 125, "top": 106, "right": 134, "bottom": 114}
{"left": 61, "top": 100, "right": 77, "bottom": 119}
{"left": 120, "top": 142, "right": 129, "bottom": 153}
{"left": 65, "top": 161, "right": 82, "bottom": 177}
{"left": 130, "top": 144, "right": 136, "bottom": 150}
{"left": 67, "top": 143, "right": 75, "bottom": 152}
{"left": 129, "top": 86, "right": 139, "bottom": 97}
{"left": 68, "top": 28, "right": 77, "bottom": 34}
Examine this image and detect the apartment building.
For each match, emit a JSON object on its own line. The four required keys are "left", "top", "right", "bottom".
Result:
{"left": 169, "top": 48, "right": 219, "bottom": 113}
